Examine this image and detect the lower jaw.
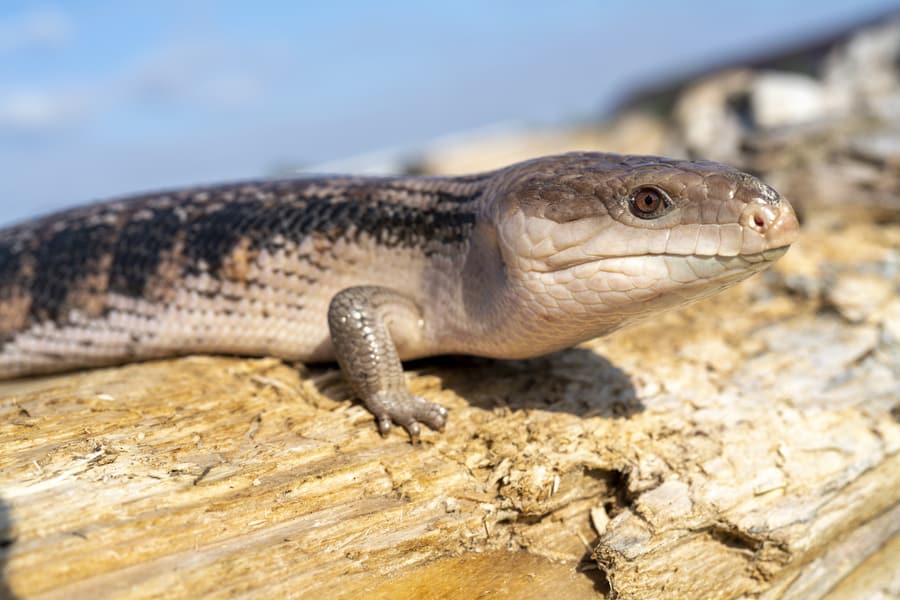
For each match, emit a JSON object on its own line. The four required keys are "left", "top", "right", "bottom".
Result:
{"left": 542, "top": 249, "right": 789, "bottom": 306}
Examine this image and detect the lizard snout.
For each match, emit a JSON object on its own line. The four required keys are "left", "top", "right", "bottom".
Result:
{"left": 740, "top": 195, "right": 799, "bottom": 251}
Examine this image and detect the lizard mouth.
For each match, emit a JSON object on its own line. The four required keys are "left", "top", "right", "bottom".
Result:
{"left": 544, "top": 246, "right": 791, "bottom": 275}
{"left": 741, "top": 245, "right": 790, "bottom": 262}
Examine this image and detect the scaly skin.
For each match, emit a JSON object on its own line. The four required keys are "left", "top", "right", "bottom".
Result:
{"left": 0, "top": 152, "right": 799, "bottom": 441}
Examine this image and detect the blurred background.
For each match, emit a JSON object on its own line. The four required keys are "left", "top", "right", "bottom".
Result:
{"left": 1, "top": 1, "right": 898, "bottom": 225}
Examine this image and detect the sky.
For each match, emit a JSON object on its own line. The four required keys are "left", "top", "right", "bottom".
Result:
{"left": 0, "top": 1, "right": 897, "bottom": 225}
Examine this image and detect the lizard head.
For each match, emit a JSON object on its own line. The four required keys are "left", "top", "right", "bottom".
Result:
{"left": 489, "top": 152, "right": 799, "bottom": 337}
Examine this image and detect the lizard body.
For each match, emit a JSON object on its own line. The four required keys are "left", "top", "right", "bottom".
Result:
{"left": 0, "top": 152, "right": 799, "bottom": 440}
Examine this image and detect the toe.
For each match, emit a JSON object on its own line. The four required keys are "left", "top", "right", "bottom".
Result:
{"left": 376, "top": 415, "right": 393, "bottom": 437}
{"left": 404, "top": 420, "right": 422, "bottom": 444}
{"left": 416, "top": 398, "right": 448, "bottom": 431}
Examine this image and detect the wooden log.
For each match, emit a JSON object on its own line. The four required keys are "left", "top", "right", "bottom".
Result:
{"left": 0, "top": 209, "right": 896, "bottom": 599}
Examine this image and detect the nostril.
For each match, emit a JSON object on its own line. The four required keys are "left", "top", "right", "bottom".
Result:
{"left": 753, "top": 213, "right": 766, "bottom": 229}
{"left": 741, "top": 203, "right": 776, "bottom": 234}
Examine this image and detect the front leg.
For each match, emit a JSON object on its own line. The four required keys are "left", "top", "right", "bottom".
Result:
{"left": 327, "top": 286, "right": 448, "bottom": 442}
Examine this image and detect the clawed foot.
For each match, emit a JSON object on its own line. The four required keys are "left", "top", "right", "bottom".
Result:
{"left": 366, "top": 390, "right": 448, "bottom": 444}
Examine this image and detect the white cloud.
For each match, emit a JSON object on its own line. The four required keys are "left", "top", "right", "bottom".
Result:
{"left": 0, "top": 88, "right": 91, "bottom": 133}
{"left": 0, "top": 38, "right": 283, "bottom": 136}
{"left": 122, "top": 42, "right": 271, "bottom": 109}
{"left": 0, "top": 6, "right": 74, "bottom": 53}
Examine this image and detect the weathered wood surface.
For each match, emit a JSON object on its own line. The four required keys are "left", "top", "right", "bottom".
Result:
{"left": 0, "top": 206, "right": 896, "bottom": 599}
{"left": 2, "top": 22, "right": 900, "bottom": 600}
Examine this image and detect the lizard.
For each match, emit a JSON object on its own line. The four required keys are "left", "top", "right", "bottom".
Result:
{"left": 0, "top": 152, "right": 799, "bottom": 442}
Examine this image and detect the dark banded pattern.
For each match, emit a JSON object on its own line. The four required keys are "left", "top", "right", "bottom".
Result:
{"left": 0, "top": 175, "right": 486, "bottom": 339}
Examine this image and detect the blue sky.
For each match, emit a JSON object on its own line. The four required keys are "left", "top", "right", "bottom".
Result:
{"left": 0, "top": 1, "right": 897, "bottom": 225}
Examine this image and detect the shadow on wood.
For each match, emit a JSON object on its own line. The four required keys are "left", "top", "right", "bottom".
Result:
{"left": 0, "top": 498, "right": 14, "bottom": 600}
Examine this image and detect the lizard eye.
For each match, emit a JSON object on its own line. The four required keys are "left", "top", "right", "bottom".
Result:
{"left": 629, "top": 186, "right": 671, "bottom": 219}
